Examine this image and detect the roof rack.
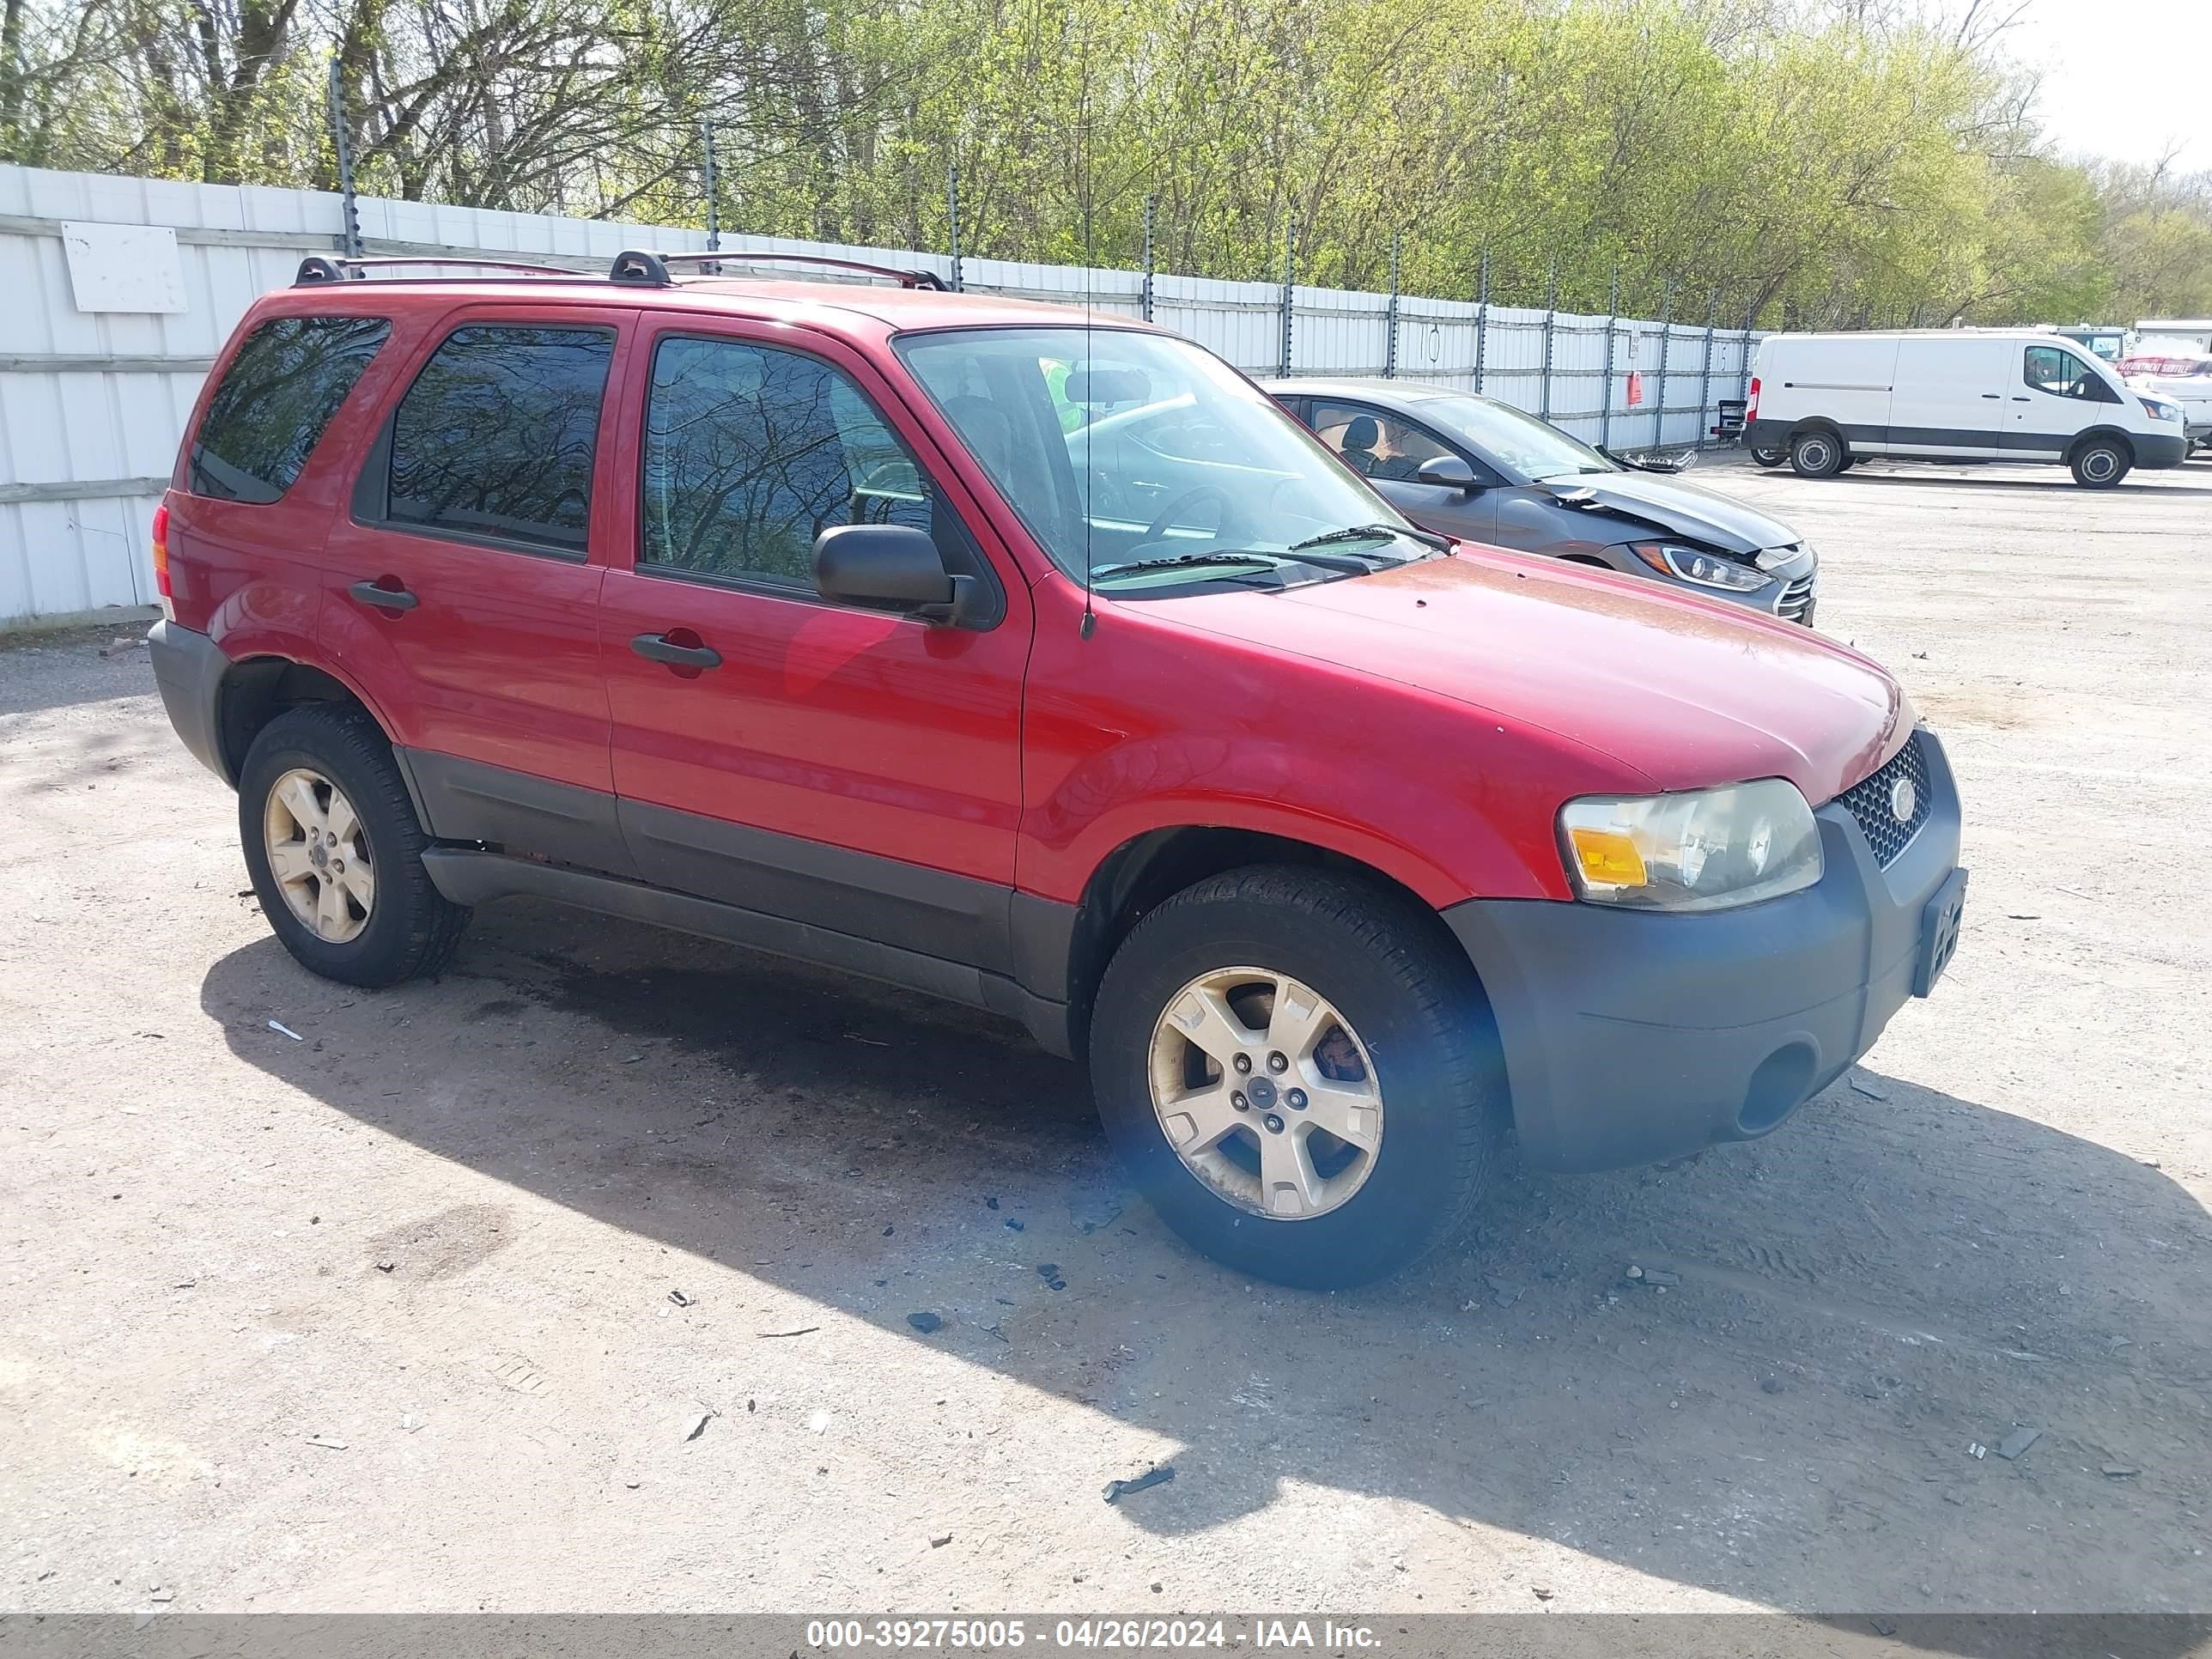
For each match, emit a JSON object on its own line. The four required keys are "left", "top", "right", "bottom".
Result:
{"left": 608, "top": 248, "right": 949, "bottom": 291}
{"left": 295, "top": 253, "right": 584, "bottom": 286}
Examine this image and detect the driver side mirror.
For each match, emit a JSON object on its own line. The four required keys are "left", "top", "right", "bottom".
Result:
{"left": 1415, "top": 454, "right": 1480, "bottom": 492}
{"left": 814, "top": 525, "right": 980, "bottom": 627}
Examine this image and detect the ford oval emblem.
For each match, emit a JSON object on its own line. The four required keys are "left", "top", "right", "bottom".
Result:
{"left": 1889, "top": 776, "right": 1917, "bottom": 823}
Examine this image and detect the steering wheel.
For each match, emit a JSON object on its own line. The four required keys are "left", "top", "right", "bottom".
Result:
{"left": 1139, "top": 485, "right": 1238, "bottom": 548}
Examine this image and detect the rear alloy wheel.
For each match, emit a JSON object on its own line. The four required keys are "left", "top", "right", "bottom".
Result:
{"left": 1789, "top": 429, "right": 1844, "bottom": 477}
{"left": 264, "top": 768, "right": 374, "bottom": 944}
{"left": 239, "top": 704, "right": 471, "bottom": 987}
{"left": 2070, "top": 439, "right": 2130, "bottom": 488}
{"left": 1090, "top": 865, "right": 1497, "bottom": 1287}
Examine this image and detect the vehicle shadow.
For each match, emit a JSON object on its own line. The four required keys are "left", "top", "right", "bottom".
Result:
{"left": 201, "top": 898, "right": 2212, "bottom": 1628}
{"left": 0, "top": 627, "right": 160, "bottom": 717}
{"left": 1832, "top": 471, "right": 2212, "bottom": 497}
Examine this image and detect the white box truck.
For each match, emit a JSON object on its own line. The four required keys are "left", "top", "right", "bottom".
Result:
{"left": 1744, "top": 329, "right": 2188, "bottom": 487}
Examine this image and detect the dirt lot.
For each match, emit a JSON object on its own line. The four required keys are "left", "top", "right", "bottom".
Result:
{"left": 3, "top": 453, "right": 2209, "bottom": 1623}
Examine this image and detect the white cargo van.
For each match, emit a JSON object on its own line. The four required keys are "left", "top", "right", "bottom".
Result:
{"left": 1745, "top": 329, "right": 2189, "bottom": 487}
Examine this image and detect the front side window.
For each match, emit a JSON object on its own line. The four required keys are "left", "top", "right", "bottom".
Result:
{"left": 191, "top": 314, "right": 389, "bottom": 502}
{"left": 2024, "top": 345, "right": 2118, "bottom": 404}
{"left": 896, "top": 327, "right": 1427, "bottom": 592}
{"left": 1310, "top": 401, "right": 1455, "bottom": 482}
{"left": 640, "top": 336, "right": 933, "bottom": 586}
{"left": 385, "top": 325, "right": 614, "bottom": 553}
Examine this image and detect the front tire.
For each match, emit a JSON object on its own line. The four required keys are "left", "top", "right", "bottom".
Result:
{"left": 2070, "top": 438, "right": 2130, "bottom": 488}
{"left": 239, "top": 704, "right": 471, "bottom": 987}
{"left": 1789, "top": 428, "right": 1844, "bottom": 477}
{"left": 1089, "top": 866, "right": 1497, "bottom": 1288}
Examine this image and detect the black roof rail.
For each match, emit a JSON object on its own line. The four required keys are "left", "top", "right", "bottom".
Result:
{"left": 294, "top": 253, "right": 583, "bottom": 286}
{"left": 608, "top": 248, "right": 950, "bottom": 291}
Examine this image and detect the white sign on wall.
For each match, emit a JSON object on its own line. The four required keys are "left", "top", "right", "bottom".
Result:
{"left": 61, "top": 221, "right": 187, "bottom": 313}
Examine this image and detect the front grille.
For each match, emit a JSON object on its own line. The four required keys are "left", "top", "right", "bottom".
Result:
{"left": 1775, "top": 572, "right": 1817, "bottom": 623}
{"left": 1837, "top": 733, "right": 1932, "bottom": 867}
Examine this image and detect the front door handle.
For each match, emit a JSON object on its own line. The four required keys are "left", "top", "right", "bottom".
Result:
{"left": 2011, "top": 396, "right": 2032, "bottom": 403}
{"left": 630, "top": 632, "right": 722, "bottom": 671}
{"left": 349, "top": 578, "right": 418, "bottom": 611}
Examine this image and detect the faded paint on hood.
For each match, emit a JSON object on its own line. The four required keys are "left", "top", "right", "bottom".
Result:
{"left": 1150, "top": 548, "right": 1910, "bottom": 805}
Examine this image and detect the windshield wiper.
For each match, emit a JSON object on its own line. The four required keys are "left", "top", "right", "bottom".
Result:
{"left": 1288, "top": 522, "right": 1448, "bottom": 556}
{"left": 1090, "top": 550, "right": 1288, "bottom": 580}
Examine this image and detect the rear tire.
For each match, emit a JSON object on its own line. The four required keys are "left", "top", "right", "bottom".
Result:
{"left": 1789, "top": 429, "right": 1844, "bottom": 477}
{"left": 1089, "top": 865, "right": 1497, "bottom": 1288}
{"left": 2069, "top": 438, "right": 2130, "bottom": 488}
{"left": 238, "top": 704, "right": 471, "bottom": 988}
{"left": 1749, "top": 447, "right": 1786, "bottom": 469}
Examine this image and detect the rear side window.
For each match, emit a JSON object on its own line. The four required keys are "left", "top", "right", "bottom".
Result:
{"left": 640, "top": 336, "right": 933, "bottom": 587}
{"left": 384, "top": 325, "right": 615, "bottom": 554}
{"left": 190, "top": 315, "right": 389, "bottom": 502}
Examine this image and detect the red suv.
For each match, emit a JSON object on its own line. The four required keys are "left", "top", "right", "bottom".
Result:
{"left": 148, "top": 251, "right": 1966, "bottom": 1287}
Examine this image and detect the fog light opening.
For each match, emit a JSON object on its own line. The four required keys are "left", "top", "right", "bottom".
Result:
{"left": 1739, "top": 1042, "right": 1818, "bottom": 1135}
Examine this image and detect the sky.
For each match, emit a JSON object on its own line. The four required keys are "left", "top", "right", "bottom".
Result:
{"left": 2006, "top": 0, "right": 2211, "bottom": 169}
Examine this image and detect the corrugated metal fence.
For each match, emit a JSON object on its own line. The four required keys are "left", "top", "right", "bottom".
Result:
{"left": 0, "top": 163, "right": 1756, "bottom": 626}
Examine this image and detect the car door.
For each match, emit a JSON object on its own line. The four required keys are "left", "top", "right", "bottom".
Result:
{"left": 1886, "top": 337, "right": 2008, "bottom": 459}
{"left": 1305, "top": 398, "right": 1499, "bottom": 541}
{"left": 595, "top": 319, "right": 1032, "bottom": 976}
{"left": 318, "top": 304, "right": 638, "bottom": 875}
{"left": 2007, "top": 342, "right": 2124, "bottom": 459}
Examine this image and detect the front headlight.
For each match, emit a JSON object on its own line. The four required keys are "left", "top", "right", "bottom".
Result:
{"left": 1627, "top": 541, "right": 1774, "bottom": 592}
{"left": 2141, "top": 396, "right": 2182, "bottom": 423}
{"left": 1559, "top": 779, "right": 1823, "bottom": 911}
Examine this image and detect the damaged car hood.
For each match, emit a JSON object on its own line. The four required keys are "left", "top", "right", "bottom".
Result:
{"left": 1535, "top": 469, "right": 1801, "bottom": 555}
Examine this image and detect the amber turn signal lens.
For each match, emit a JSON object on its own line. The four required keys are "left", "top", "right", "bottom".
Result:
{"left": 1567, "top": 824, "right": 1648, "bottom": 888}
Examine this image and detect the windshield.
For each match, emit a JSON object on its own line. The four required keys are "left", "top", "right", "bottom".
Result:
{"left": 1422, "top": 392, "right": 1618, "bottom": 480}
{"left": 895, "top": 327, "right": 1424, "bottom": 592}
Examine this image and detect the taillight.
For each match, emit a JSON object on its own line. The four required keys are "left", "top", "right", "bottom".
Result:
{"left": 1746, "top": 376, "right": 1761, "bottom": 422}
{"left": 151, "top": 502, "right": 173, "bottom": 617}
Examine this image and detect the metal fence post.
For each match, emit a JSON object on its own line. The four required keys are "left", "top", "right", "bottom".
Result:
{"left": 326, "top": 56, "right": 361, "bottom": 259}
{"left": 1741, "top": 303, "right": 1758, "bottom": 401}
{"left": 1699, "top": 290, "right": 1717, "bottom": 446}
{"left": 1473, "top": 251, "right": 1489, "bottom": 394}
{"left": 1539, "top": 261, "right": 1559, "bottom": 423}
{"left": 1384, "top": 230, "right": 1401, "bottom": 379}
{"left": 701, "top": 121, "right": 720, "bottom": 270}
{"left": 1599, "top": 268, "right": 1620, "bottom": 450}
{"left": 946, "top": 165, "right": 963, "bottom": 293}
{"left": 1140, "top": 196, "right": 1156, "bottom": 324}
{"left": 1279, "top": 220, "right": 1298, "bottom": 379}
{"left": 1653, "top": 281, "right": 1673, "bottom": 449}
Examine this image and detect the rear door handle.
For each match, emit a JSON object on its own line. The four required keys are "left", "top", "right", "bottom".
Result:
{"left": 349, "top": 579, "right": 418, "bottom": 611}
{"left": 1981, "top": 392, "right": 2002, "bottom": 399}
{"left": 630, "top": 632, "right": 722, "bottom": 671}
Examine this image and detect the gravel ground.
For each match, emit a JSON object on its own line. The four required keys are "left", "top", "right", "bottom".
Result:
{"left": 2, "top": 453, "right": 2209, "bottom": 1622}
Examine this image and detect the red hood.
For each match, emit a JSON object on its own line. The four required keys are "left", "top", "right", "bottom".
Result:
{"left": 1146, "top": 549, "right": 1911, "bottom": 805}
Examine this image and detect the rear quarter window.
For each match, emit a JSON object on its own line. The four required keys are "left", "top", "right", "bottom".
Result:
{"left": 190, "top": 315, "right": 390, "bottom": 502}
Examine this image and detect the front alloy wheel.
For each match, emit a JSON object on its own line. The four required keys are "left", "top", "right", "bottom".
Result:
{"left": 1148, "top": 967, "right": 1382, "bottom": 1219}
{"left": 1090, "top": 865, "right": 1498, "bottom": 1286}
{"left": 263, "top": 768, "right": 375, "bottom": 943}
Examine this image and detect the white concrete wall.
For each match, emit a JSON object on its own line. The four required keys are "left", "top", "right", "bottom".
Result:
{"left": 0, "top": 163, "right": 1756, "bottom": 624}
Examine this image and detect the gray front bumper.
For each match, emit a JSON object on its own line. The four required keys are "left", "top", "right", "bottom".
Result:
{"left": 1444, "top": 732, "right": 1963, "bottom": 1173}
